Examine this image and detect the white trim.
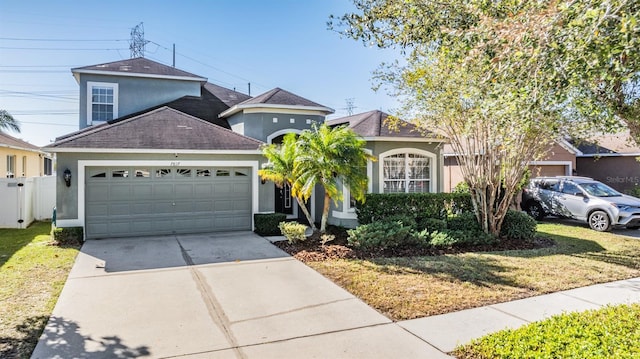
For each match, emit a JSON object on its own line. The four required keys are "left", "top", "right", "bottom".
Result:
{"left": 557, "top": 138, "right": 582, "bottom": 155}
{"left": 87, "top": 81, "right": 119, "bottom": 126}
{"left": 66, "top": 160, "right": 260, "bottom": 234}
{"left": 73, "top": 69, "right": 206, "bottom": 83}
{"left": 529, "top": 160, "right": 573, "bottom": 175}
{"left": 363, "top": 136, "right": 448, "bottom": 143}
{"left": 219, "top": 104, "right": 334, "bottom": 118}
{"left": 45, "top": 148, "right": 263, "bottom": 154}
{"left": 378, "top": 148, "right": 437, "bottom": 193}
{"left": 333, "top": 149, "right": 373, "bottom": 220}
{"left": 266, "top": 129, "right": 303, "bottom": 144}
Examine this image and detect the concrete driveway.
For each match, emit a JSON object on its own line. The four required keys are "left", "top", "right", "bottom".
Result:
{"left": 32, "top": 232, "right": 447, "bottom": 358}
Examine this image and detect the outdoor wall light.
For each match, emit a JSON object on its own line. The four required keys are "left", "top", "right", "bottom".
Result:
{"left": 63, "top": 169, "right": 72, "bottom": 187}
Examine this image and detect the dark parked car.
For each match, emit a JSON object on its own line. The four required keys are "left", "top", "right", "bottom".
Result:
{"left": 521, "top": 176, "right": 640, "bottom": 231}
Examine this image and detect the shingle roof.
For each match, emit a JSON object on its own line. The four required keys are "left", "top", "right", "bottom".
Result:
{"left": 46, "top": 107, "right": 263, "bottom": 151}
{"left": 326, "top": 110, "right": 437, "bottom": 139}
{"left": 71, "top": 57, "right": 206, "bottom": 81}
{"left": 571, "top": 131, "right": 640, "bottom": 155}
{"left": 219, "top": 87, "right": 333, "bottom": 118}
{"left": 0, "top": 132, "right": 43, "bottom": 152}
{"left": 204, "top": 82, "right": 251, "bottom": 107}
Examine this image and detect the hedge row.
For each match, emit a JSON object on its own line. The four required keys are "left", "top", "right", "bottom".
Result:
{"left": 356, "top": 192, "right": 473, "bottom": 224}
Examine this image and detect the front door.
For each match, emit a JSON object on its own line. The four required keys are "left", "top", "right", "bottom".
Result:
{"left": 275, "top": 183, "right": 293, "bottom": 215}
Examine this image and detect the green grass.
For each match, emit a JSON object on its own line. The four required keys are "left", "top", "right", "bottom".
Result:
{"left": 308, "top": 222, "right": 640, "bottom": 320}
{"left": 454, "top": 303, "right": 640, "bottom": 359}
{"left": 0, "top": 222, "right": 80, "bottom": 358}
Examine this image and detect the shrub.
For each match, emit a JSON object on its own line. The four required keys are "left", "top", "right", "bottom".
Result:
{"left": 500, "top": 210, "right": 537, "bottom": 240}
{"left": 447, "top": 212, "right": 481, "bottom": 232}
{"left": 357, "top": 193, "right": 473, "bottom": 224}
{"left": 347, "top": 220, "right": 424, "bottom": 250}
{"left": 416, "top": 217, "right": 447, "bottom": 232}
{"left": 254, "top": 212, "right": 287, "bottom": 236}
{"left": 429, "top": 229, "right": 497, "bottom": 248}
{"left": 278, "top": 221, "right": 307, "bottom": 243}
{"left": 52, "top": 226, "right": 83, "bottom": 246}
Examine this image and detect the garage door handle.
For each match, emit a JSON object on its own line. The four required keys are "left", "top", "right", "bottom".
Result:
{"left": 172, "top": 202, "right": 175, "bottom": 206}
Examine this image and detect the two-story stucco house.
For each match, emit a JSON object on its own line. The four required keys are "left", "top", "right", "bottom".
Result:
{"left": 46, "top": 58, "right": 445, "bottom": 239}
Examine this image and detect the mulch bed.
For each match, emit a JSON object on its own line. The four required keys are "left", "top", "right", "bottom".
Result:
{"left": 274, "top": 227, "right": 556, "bottom": 262}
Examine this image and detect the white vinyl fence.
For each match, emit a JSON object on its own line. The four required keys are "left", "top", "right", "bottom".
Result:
{"left": 0, "top": 176, "right": 56, "bottom": 229}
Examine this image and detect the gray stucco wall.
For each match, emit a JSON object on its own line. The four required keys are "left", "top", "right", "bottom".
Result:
{"left": 226, "top": 112, "right": 325, "bottom": 143}
{"left": 78, "top": 74, "right": 201, "bottom": 129}
{"left": 327, "top": 140, "right": 446, "bottom": 229}
{"left": 55, "top": 152, "right": 268, "bottom": 222}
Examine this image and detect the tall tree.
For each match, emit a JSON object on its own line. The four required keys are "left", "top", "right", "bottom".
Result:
{"left": 258, "top": 133, "right": 317, "bottom": 231}
{"left": 330, "top": 0, "right": 640, "bottom": 235}
{"left": 0, "top": 110, "right": 20, "bottom": 133}
{"left": 295, "top": 124, "right": 373, "bottom": 233}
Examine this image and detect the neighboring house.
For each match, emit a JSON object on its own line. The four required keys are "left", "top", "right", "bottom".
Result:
{"left": 0, "top": 131, "right": 53, "bottom": 178}
{"left": 46, "top": 58, "right": 446, "bottom": 239}
{"left": 443, "top": 139, "right": 578, "bottom": 192}
{"left": 572, "top": 132, "right": 640, "bottom": 193}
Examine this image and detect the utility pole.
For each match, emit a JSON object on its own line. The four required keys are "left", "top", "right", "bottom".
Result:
{"left": 345, "top": 98, "right": 356, "bottom": 116}
{"left": 129, "top": 22, "right": 148, "bottom": 58}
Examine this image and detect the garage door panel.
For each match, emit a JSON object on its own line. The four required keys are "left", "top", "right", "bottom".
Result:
{"left": 85, "top": 166, "right": 252, "bottom": 239}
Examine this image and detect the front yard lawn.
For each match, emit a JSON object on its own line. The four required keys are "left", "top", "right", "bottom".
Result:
{"left": 0, "top": 222, "right": 81, "bottom": 358}
{"left": 298, "top": 222, "right": 640, "bottom": 321}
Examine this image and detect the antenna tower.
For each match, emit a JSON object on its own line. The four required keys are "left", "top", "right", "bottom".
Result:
{"left": 130, "top": 22, "right": 148, "bottom": 58}
{"left": 345, "top": 98, "right": 356, "bottom": 116}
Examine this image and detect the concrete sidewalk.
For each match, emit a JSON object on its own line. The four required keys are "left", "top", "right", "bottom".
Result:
{"left": 31, "top": 232, "right": 447, "bottom": 358}
{"left": 399, "top": 277, "right": 640, "bottom": 353}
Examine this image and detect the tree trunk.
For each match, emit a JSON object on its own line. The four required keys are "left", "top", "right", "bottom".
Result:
{"left": 296, "top": 197, "right": 317, "bottom": 231}
{"left": 320, "top": 193, "right": 331, "bottom": 233}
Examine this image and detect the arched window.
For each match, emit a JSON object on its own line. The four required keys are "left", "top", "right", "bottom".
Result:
{"left": 379, "top": 149, "right": 436, "bottom": 193}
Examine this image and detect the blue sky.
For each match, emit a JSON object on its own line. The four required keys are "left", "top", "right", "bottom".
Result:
{"left": 0, "top": 0, "right": 401, "bottom": 146}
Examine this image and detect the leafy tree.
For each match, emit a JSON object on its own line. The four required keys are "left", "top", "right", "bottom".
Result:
{"left": 258, "top": 133, "right": 316, "bottom": 231}
{"left": 0, "top": 110, "right": 20, "bottom": 133}
{"left": 295, "top": 124, "right": 374, "bottom": 233}
{"left": 330, "top": 0, "right": 640, "bottom": 235}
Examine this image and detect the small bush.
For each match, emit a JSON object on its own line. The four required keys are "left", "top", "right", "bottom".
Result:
{"left": 347, "top": 220, "right": 422, "bottom": 250}
{"left": 417, "top": 217, "right": 447, "bottom": 232}
{"left": 278, "top": 221, "right": 307, "bottom": 243}
{"left": 430, "top": 229, "right": 496, "bottom": 248}
{"left": 500, "top": 210, "right": 537, "bottom": 240}
{"left": 357, "top": 193, "right": 473, "bottom": 224}
{"left": 447, "top": 212, "right": 481, "bottom": 232}
{"left": 52, "top": 226, "right": 83, "bottom": 246}
{"left": 254, "top": 212, "right": 287, "bottom": 236}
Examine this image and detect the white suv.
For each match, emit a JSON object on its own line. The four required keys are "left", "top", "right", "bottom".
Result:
{"left": 521, "top": 176, "right": 640, "bottom": 231}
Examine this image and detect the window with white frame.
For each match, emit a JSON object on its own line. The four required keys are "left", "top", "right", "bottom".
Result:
{"left": 87, "top": 82, "right": 118, "bottom": 125}
{"left": 382, "top": 151, "right": 432, "bottom": 193}
{"left": 6, "top": 155, "right": 16, "bottom": 178}
{"left": 333, "top": 150, "right": 373, "bottom": 219}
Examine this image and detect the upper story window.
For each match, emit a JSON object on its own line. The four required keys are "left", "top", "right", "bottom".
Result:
{"left": 87, "top": 82, "right": 118, "bottom": 125}
{"left": 380, "top": 149, "right": 435, "bottom": 193}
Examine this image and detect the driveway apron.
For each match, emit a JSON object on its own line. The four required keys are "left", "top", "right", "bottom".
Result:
{"left": 32, "top": 232, "right": 447, "bottom": 358}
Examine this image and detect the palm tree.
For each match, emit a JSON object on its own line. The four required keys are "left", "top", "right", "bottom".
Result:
{"left": 258, "top": 133, "right": 317, "bottom": 231}
{"left": 295, "top": 123, "right": 374, "bottom": 232}
{"left": 0, "top": 110, "right": 20, "bottom": 133}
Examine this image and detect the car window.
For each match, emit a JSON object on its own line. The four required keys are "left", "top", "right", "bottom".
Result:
{"left": 561, "top": 182, "right": 581, "bottom": 195}
{"left": 544, "top": 180, "right": 559, "bottom": 191}
{"left": 581, "top": 182, "right": 621, "bottom": 197}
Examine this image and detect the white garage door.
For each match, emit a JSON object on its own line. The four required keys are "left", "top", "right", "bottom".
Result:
{"left": 85, "top": 166, "right": 252, "bottom": 239}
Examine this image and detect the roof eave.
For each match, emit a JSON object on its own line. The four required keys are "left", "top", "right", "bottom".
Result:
{"left": 362, "top": 136, "right": 449, "bottom": 143}
{"left": 71, "top": 69, "right": 207, "bottom": 83}
{"left": 219, "top": 103, "right": 335, "bottom": 118}
{"left": 45, "top": 147, "right": 263, "bottom": 154}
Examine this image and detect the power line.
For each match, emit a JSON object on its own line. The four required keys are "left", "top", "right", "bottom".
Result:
{"left": 0, "top": 37, "right": 128, "bottom": 42}
{"left": 0, "top": 46, "right": 127, "bottom": 51}
{"left": 129, "top": 22, "right": 148, "bottom": 58}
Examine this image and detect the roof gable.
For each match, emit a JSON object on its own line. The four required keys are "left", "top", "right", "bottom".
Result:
{"left": 326, "top": 110, "right": 437, "bottom": 139}
{"left": 572, "top": 132, "right": 640, "bottom": 156}
{"left": 0, "top": 132, "right": 43, "bottom": 152}
{"left": 71, "top": 57, "right": 206, "bottom": 82}
{"left": 203, "top": 82, "right": 251, "bottom": 107}
{"left": 46, "top": 107, "right": 262, "bottom": 151}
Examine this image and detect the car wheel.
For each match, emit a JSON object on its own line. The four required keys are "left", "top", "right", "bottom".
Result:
{"left": 588, "top": 210, "right": 611, "bottom": 232}
{"left": 525, "top": 202, "right": 545, "bottom": 220}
